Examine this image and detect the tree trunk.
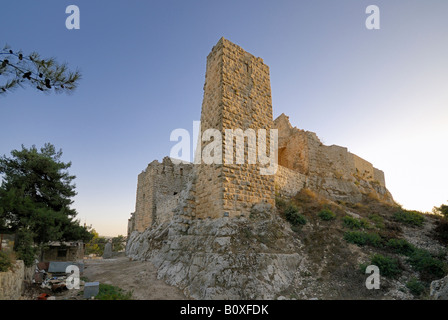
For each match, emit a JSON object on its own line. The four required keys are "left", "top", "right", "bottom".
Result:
{"left": 13, "top": 232, "right": 19, "bottom": 251}
{"left": 40, "top": 245, "right": 45, "bottom": 262}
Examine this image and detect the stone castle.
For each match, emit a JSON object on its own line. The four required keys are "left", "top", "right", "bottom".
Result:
{"left": 128, "top": 38, "right": 393, "bottom": 235}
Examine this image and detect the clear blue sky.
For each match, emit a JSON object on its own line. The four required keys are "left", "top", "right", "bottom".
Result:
{"left": 1, "top": 1, "right": 447, "bottom": 236}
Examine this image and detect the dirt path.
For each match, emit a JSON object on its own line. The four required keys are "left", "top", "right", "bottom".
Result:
{"left": 83, "top": 256, "right": 187, "bottom": 300}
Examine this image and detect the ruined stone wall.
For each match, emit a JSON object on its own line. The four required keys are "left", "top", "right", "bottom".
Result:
{"left": 275, "top": 114, "right": 309, "bottom": 174}
{"left": 373, "top": 168, "right": 386, "bottom": 186}
{"left": 127, "top": 213, "right": 135, "bottom": 237}
{"left": 273, "top": 113, "right": 386, "bottom": 188}
{"left": 0, "top": 260, "right": 24, "bottom": 300}
{"left": 155, "top": 194, "right": 180, "bottom": 224}
{"left": 325, "top": 145, "right": 356, "bottom": 180}
{"left": 134, "top": 169, "right": 151, "bottom": 232}
{"left": 132, "top": 157, "right": 193, "bottom": 232}
{"left": 196, "top": 38, "right": 275, "bottom": 219}
{"left": 305, "top": 132, "right": 334, "bottom": 176}
{"left": 274, "top": 165, "right": 307, "bottom": 197}
{"left": 351, "top": 153, "right": 375, "bottom": 181}
{"left": 42, "top": 243, "right": 84, "bottom": 262}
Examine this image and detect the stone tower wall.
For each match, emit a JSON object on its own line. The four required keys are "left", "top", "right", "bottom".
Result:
{"left": 195, "top": 38, "right": 275, "bottom": 219}
{"left": 194, "top": 38, "right": 226, "bottom": 219}
{"left": 132, "top": 157, "right": 193, "bottom": 232}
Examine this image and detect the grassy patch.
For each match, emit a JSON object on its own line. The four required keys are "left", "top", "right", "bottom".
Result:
{"left": 386, "top": 238, "right": 415, "bottom": 256}
{"left": 371, "top": 254, "right": 402, "bottom": 278}
{"left": 293, "top": 188, "right": 317, "bottom": 204}
{"left": 393, "top": 210, "right": 425, "bottom": 227}
{"left": 434, "top": 219, "right": 448, "bottom": 244}
{"left": 342, "top": 216, "right": 371, "bottom": 230}
{"left": 361, "top": 254, "right": 402, "bottom": 278}
{"left": 275, "top": 196, "right": 287, "bottom": 211}
{"left": 384, "top": 237, "right": 447, "bottom": 281}
{"left": 368, "top": 214, "right": 385, "bottom": 229}
{"left": 276, "top": 196, "right": 306, "bottom": 227}
{"left": 406, "top": 277, "right": 425, "bottom": 297}
{"left": 241, "top": 227, "right": 253, "bottom": 240}
{"left": 284, "top": 204, "right": 307, "bottom": 226}
{"left": 407, "top": 248, "right": 446, "bottom": 281}
{"left": 95, "top": 283, "right": 132, "bottom": 300}
{"left": 344, "top": 231, "right": 382, "bottom": 248}
{"left": 0, "top": 250, "right": 15, "bottom": 272}
{"left": 318, "top": 209, "right": 336, "bottom": 221}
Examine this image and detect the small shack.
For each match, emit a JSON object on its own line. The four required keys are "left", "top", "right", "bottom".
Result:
{"left": 42, "top": 241, "right": 85, "bottom": 262}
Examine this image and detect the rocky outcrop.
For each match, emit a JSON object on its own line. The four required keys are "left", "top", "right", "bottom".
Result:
{"left": 126, "top": 203, "right": 306, "bottom": 300}
{"left": 0, "top": 260, "right": 25, "bottom": 300}
{"left": 430, "top": 276, "right": 448, "bottom": 300}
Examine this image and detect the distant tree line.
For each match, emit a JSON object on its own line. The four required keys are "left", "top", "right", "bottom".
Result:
{"left": 85, "top": 231, "right": 126, "bottom": 256}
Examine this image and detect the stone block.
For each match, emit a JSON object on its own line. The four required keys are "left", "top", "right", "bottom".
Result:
{"left": 48, "top": 261, "right": 84, "bottom": 274}
{"left": 83, "top": 281, "right": 100, "bottom": 299}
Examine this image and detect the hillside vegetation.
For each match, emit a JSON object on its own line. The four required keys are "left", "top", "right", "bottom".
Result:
{"left": 275, "top": 189, "right": 448, "bottom": 299}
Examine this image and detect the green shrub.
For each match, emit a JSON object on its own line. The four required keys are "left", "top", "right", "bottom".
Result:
{"left": 275, "top": 197, "right": 307, "bottom": 227}
{"left": 15, "top": 229, "right": 37, "bottom": 267}
{"left": 318, "top": 209, "right": 336, "bottom": 221}
{"left": 284, "top": 202, "right": 299, "bottom": 215}
{"left": 285, "top": 203, "right": 307, "bottom": 226}
{"left": 344, "top": 231, "right": 382, "bottom": 247}
{"left": 275, "top": 197, "right": 287, "bottom": 211}
{"left": 343, "top": 216, "right": 370, "bottom": 230}
{"left": 406, "top": 277, "right": 425, "bottom": 297}
{"left": 386, "top": 238, "right": 416, "bottom": 256}
{"left": 370, "top": 254, "right": 402, "bottom": 278}
{"left": 369, "top": 214, "right": 385, "bottom": 229}
{"left": 407, "top": 248, "right": 446, "bottom": 280}
{"left": 433, "top": 203, "right": 448, "bottom": 219}
{"left": 95, "top": 283, "right": 132, "bottom": 300}
{"left": 434, "top": 219, "right": 448, "bottom": 244}
{"left": 385, "top": 238, "right": 446, "bottom": 281}
{"left": 0, "top": 251, "right": 14, "bottom": 272}
{"left": 393, "top": 210, "right": 425, "bottom": 227}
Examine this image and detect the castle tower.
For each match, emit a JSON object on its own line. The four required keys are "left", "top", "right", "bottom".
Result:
{"left": 195, "top": 38, "right": 275, "bottom": 219}
{"left": 133, "top": 158, "right": 193, "bottom": 232}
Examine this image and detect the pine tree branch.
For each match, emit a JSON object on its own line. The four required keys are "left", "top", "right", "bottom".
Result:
{"left": 0, "top": 47, "right": 81, "bottom": 96}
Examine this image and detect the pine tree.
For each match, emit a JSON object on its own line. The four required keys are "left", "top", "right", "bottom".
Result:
{"left": 0, "top": 143, "right": 91, "bottom": 265}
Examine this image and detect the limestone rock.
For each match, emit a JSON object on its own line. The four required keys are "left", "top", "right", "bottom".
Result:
{"left": 103, "top": 241, "right": 113, "bottom": 259}
{"left": 126, "top": 204, "right": 305, "bottom": 300}
{"left": 430, "top": 276, "right": 448, "bottom": 300}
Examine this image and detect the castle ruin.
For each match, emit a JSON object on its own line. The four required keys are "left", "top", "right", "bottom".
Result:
{"left": 128, "top": 38, "right": 393, "bottom": 235}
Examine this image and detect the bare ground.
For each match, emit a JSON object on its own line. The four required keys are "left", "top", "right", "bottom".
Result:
{"left": 83, "top": 256, "right": 187, "bottom": 300}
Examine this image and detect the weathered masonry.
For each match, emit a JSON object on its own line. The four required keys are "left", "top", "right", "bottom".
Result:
{"left": 129, "top": 158, "right": 193, "bottom": 232}
{"left": 128, "top": 38, "right": 393, "bottom": 235}
{"left": 195, "top": 38, "right": 275, "bottom": 220}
